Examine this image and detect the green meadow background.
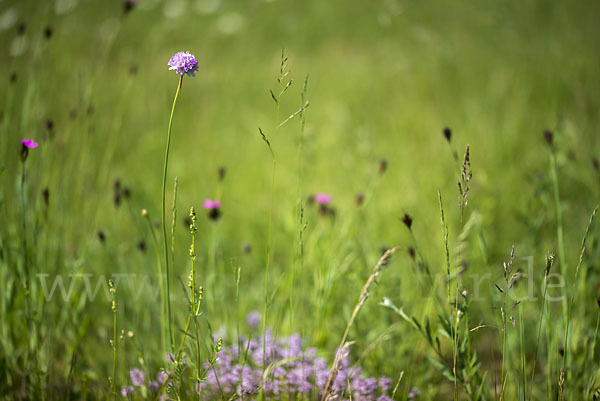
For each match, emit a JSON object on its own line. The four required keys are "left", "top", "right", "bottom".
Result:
{"left": 1, "top": 0, "right": 600, "bottom": 399}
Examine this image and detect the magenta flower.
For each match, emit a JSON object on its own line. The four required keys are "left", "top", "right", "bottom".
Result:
{"left": 20, "top": 139, "right": 38, "bottom": 162}
{"left": 168, "top": 51, "right": 199, "bottom": 77}
{"left": 314, "top": 193, "right": 331, "bottom": 205}
{"left": 203, "top": 199, "right": 221, "bottom": 221}
{"left": 203, "top": 199, "right": 221, "bottom": 209}
{"left": 21, "top": 139, "right": 38, "bottom": 149}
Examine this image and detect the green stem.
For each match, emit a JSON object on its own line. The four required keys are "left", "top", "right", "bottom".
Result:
{"left": 501, "top": 286, "right": 507, "bottom": 401}
{"left": 262, "top": 157, "right": 276, "bottom": 381}
{"left": 585, "top": 312, "right": 600, "bottom": 396}
{"left": 112, "top": 306, "right": 117, "bottom": 401}
{"left": 519, "top": 305, "right": 526, "bottom": 401}
{"left": 549, "top": 150, "right": 568, "bottom": 317}
{"left": 528, "top": 271, "right": 549, "bottom": 401}
{"left": 453, "top": 281, "right": 459, "bottom": 401}
{"left": 144, "top": 214, "right": 167, "bottom": 355}
{"left": 20, "top": 160, "right": 39, "bottom": 395}
{"left": 154, "top": 314, "right": 192, "bottom": 401}
{"left": 162, "top": 75, "right": 183, "bottom": 352}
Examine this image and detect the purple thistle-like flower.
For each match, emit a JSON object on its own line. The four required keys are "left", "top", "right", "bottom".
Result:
{"left": 130, "top": 368, "right": 145, "bottom": 386}
{"left": 168, "top": 51, "right": 199, "bottom": 77}
{"left": 315, "top": 193, "right": 331, "bottom": 204}
{"left": 21, "top": 139, "right": 39, "bottom": 149}
{"left": 246, "top": 310, "right": 261, "bottom": 328}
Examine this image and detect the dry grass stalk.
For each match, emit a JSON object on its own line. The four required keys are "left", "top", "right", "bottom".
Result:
{"left": 320, "top": 246, "right": 400, "bottom": 401}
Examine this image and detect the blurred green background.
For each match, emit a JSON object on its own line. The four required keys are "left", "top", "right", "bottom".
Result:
{"left": 1, "top": 0, "right": 600, "bottom": 399}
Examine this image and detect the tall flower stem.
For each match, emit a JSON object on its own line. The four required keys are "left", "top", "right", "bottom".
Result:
{"left": 143, "top": 211, "right": 167, "bottom": 354}
{"left": 20, "top": 159, "right": 43, "bottom": 399}
{"left": 262, "top": 156, "right": 276, "bottom": 373}
{"left": 162, "top": 75, "right": 183, "bottom": 351}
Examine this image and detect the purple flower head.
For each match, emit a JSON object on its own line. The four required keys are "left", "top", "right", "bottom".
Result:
{"left": 246, "top": 311, "right": 261, "bottom": 328}
{"left": 203, "top": 199, "right": 221, "bottom": 209}
{"left": 120, "top": 385, "right": 134, "bottom": 397}
{"left": 148, "top": 380, "right": 160, "bottom": 392}
{"left": 21, "top": 139, "right": 39, "bottom": 149}
{"left": 157, "top": 370, "right": 168, "bottom": 384}
{"left": 130, "top": 368, "right": 145, "bottom": 386}
{"left": 314, "top": 193, "right": 331, "bottom": 205}
{"left": 408, "top": 386, "right": 421, "bottom": 399}
{"left": 378, "top": 377, "right": 392, "bottom": 393}
{"left": 168, "top": 51, "right": 199, "bottom": 77}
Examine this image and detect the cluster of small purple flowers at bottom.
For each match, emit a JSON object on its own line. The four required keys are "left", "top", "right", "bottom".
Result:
{"left": 123, "top": 316, "right": 409, "bottom": 400}
{"left": 168, "top": 51, "right": 199, "bottom": 77}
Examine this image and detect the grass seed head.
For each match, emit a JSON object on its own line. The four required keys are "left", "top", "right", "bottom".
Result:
{"left": 402, "top": 213, "right": 413, "bottom": 230}
{"left": 443, "top": 127, "right": 452, "bottom": 142}
{"left": 543, "top": 129, "right": 554, "bottom": 146}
